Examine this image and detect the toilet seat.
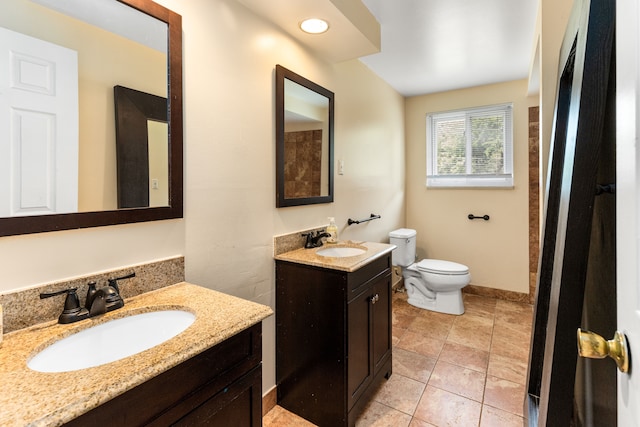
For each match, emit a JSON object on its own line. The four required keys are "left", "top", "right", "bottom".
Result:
{"left": 415, "top": 259, "right": 469, "bottom": 276}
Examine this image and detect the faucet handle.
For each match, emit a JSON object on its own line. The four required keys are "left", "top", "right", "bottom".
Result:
{"left": 302, "top": 232, "right": 316, "bottom": 248}
{"left": 107, "top": 272, "right": 136, "bottom": 294}
{"left": 40, "top": 288, "right": 89, "bottom": 324}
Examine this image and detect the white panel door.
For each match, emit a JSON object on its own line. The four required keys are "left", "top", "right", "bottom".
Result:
{"left": 0, "top": 26, "right": 78, "bottom": 216}
{"left": 617, "top": 0, "right": 640, "bottom": 424}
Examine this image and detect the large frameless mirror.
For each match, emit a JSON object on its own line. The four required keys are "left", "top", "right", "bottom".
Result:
{"left": 275, "top": 65, "right": 334, "bottom": 207}
{"left": 0, "top": 0, "right": 183, "bottom": 236}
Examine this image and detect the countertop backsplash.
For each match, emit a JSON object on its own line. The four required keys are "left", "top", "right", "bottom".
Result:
{"left": 0, "top": 256, "right": 184, "bottom": 333}
{"left": 273, "top": 227, "right": 328, "bottom": 256}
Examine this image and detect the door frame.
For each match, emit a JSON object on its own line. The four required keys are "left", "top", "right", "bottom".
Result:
{"left": 525, "top": 0, "right": 616, "bottom": 425}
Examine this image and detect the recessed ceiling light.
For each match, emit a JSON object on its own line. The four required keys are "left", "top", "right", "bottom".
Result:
{"left": 299, "top": 18, "right": 329, "bottom": 34}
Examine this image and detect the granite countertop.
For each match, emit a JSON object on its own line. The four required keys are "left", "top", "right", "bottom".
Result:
{"left": 274, "top": 241, "right": 396, "bottom": 272}
{"left": 0, "top": 282, "right": 273, "bottom": 427}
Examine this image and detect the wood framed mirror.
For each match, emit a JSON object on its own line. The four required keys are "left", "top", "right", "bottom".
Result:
{"left": 0, "top": 0, "right": 183, "bottom": 237}
{"left": 275, "top": 65, "right": 334, "bottom": 207}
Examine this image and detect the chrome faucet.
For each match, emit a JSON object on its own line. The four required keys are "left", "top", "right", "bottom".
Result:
{"left": 303, "top": 230, "right": 331, "bottom": 248}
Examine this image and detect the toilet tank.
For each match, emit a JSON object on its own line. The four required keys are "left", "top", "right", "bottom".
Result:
{"left": 389, "top": 228, "right": 417, "bottom": 267}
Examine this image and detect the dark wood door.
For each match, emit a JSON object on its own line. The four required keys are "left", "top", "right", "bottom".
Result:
{"left": 525, "top": 0, "right": 616, "bottom": 425}
{"left": 372, "top": 275, "right": 391, "bottom": 373}
{"left": 347, "top": 286, "right": 373, "bottom": 410}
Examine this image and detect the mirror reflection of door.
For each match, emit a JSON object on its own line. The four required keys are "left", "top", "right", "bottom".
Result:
{"left": 0, "top": 27, "right": 79, "bottom": 217}
{"left": 283, "top": 79, "right": 330, "bottom": 199}
{"left": 114, "top": 85, "right": 168, "bottom": 209}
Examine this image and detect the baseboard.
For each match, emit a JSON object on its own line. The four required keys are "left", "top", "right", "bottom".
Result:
{"left": 262, "top": 386, "right": 277, "bottom": 416}
{"left": 463, "top": 284, "right": 530, "bottom": 304}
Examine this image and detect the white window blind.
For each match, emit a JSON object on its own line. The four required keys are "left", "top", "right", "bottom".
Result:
{"left": 426, "top": 103, "right": 514, "bottom": 188}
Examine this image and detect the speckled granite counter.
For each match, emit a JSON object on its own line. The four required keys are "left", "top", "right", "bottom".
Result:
{"left": 274, "top": 241, "right": 396, "bottom": 272}
{"left": 0, "top": 282, "right": 273, "bottom": 427}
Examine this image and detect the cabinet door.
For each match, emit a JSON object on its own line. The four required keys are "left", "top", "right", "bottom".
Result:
{"left": 372, "top": 274, "right": 392, "bottom": 373}
{"left": 172, "top": 365, "right": 262, "bottom": 427}
{"left": 347, "top": 287, "right": 373, "bottom": 410}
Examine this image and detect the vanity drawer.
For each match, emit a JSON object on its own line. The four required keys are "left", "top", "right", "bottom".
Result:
{"left": 347, "top": 254, "right": 391, "bottom": 297}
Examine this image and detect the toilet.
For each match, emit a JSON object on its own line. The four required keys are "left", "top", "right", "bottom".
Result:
{"left": 389, "top": 228, "right": 470, "bottom": 315}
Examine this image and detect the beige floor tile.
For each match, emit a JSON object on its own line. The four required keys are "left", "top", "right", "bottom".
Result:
{"left": 487, "top": 352, "right": 528, "bottom": 385}
{"left": 439, "top": 341, "right": 489, "bottom": 373}
{"left": 447, "top": 314, "right": 494, "bottom": 352}
{"left": 483, "top": 376, "right": 526, "bottom": 416}
{"left": 393, "top": 348, "right": 436, "bottom": 383}
{"left": 371, "top": 373, "right": 426, "bottom": 415}
{"left": 479, "top": 405, "right": 524, "bottom": 427}
{"left": 393, "top": 311, "right": 417, "bottom": 330}
{"left": 428, "top": 360, "right": 486, "bottom": 402}
{"left": 463, "top": 294, "right": 497, "bottom": 319}
{"left": 263, "top": 405, "right": 316, "bottom": 427}
{"left": 356, "top": 401, "right": 412, "bottom": 427}
{"left": 408, "top": 419, "right": 437, "bottom": 427}
{"left": 393, "top": 295, "right": 424, "bottom": 316}
{"left": 397, "top": 330, "right": 445, "bottom": 359}
{"left": 408, "top": 311, "right": 455, "bottom": 340}
{"left": 413, "top": 385, "right": 482, "bottom": 427}
{"left": 490, "top": 323, "right": 530, "bottom": 362}
{"left": 494, "top": 300, "right": 533, "bottom": 332}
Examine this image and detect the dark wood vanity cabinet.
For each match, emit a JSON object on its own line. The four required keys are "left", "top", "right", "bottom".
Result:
{"left": 65, "top": 323, "right": 263, "bottom": 427}
{"left": 276, "top": 254, "right": 393, "bottom": 427}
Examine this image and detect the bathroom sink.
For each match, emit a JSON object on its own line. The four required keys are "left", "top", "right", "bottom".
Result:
{"left": 316, "top": 246, "right": 367, "bottom": 258}
{"left": 28, "top": 310, "right": 195, "bottom": 373}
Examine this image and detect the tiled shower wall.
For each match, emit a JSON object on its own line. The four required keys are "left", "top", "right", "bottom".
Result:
{"left": 284, "top": 130, "right": 323, "bottom": 198}
{"left": 529, "top": 106, "right": 540, "bottom": 303}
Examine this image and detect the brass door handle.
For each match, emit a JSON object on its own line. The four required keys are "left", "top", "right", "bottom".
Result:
{"left": 577, "top": 328, "right": 629, "bottom": 373}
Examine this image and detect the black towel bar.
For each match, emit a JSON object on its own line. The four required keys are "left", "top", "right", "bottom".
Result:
{"left": 348, "top": 214, "right": 381, "bottom": 225}
{"left": 468, "top": 214, "right": 490, "bottom": 221}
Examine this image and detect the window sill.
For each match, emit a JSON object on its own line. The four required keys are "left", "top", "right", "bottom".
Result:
{"left": 426, "top": 176, "right": 514, "bottom": 189}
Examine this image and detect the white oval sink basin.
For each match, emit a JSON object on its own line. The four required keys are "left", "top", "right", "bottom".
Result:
{"left": 28, "top": 310, "right": 195, "bottom": 373}
{"left": 316, "top": 246, "right": 367, "bottom": 258}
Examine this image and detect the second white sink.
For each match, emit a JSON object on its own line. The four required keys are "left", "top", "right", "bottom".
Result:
{"left": 28, "top": 310, "right": 195, "bottom": 373}
{"left": 316, "top": 246, "right": 367, "bottom": 258}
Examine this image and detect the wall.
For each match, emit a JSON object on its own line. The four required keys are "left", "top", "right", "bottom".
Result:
{"left": 539, "top": 0, "right": 574, "bottom": 185}
{"left": 164, "top": 0, "right": 405, "bottom": 394}
{"left": 0, "top": 0, "right": 406, "bottom": 402}
{"left": 405, "top": 79, "right": 537, "bottom": 295}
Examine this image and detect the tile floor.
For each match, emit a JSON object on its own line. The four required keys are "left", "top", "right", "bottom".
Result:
{"left": 264, "top": 290, "right": 534, "bottom": 427}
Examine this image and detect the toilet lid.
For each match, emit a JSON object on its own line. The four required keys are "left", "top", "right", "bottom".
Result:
{"left": 416, "top": 259, "right": 469, "bottom": 275}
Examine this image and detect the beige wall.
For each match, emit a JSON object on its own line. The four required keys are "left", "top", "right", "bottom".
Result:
{"left": 0, "top": 0, "right": 406, "bottom": 396}
{"left": 173, "top": 0, "right": 405, "bottom": 393}
{"left": 405, "top": 79, "right": 538, "bottom": 294}
{"left": 539, "top": 0, "right": 574, "bottom": 184}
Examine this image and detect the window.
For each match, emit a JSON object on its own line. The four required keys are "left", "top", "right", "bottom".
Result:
{"left": 426, "top": 103, "right": 513, "bottom": 188}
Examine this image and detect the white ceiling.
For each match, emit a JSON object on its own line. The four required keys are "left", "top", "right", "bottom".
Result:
{"left": 360, "top": 0, "right": 539, "bottom": 97}
{"left": 238, "top": 0, "right": 539, "bottom": 97}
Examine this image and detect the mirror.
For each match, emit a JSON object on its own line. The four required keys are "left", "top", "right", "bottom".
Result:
{"left": 0, "top": 0, "right": 182, "bottom": 237}
{"left": 276, "top": 65, "right": 334, "bottom": 207}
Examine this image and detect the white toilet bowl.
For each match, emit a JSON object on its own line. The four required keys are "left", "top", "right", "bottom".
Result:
{"left": 403, "top": 260, "right": 470, "bottom": 315}
{"left": 389, "top": 228, "right": 471, "bottom": 315}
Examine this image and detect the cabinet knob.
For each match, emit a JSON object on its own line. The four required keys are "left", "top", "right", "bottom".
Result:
{"left": 371, "top": 294, "right": 379, "bottom": 304}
